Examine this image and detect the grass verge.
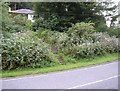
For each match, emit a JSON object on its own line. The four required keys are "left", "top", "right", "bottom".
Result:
{"left": 0, "top": 53, "right": 118, "bottom": 78}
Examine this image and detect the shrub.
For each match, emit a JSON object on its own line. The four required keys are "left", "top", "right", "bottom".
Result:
{"left": 35, "top": 13, "right": 72, "bottom": 32}
{"left": 96, "top": 21, "right": 120, "bottom": 38}
{"left": 67, "top": 22, "right": 95, "bottom": 38}
{"left": 3, "top": 13, "right": 31, "bottom": 33}
{"left": 1, "top": 2, "right": 32, "bottom": 34}
{"left": 2, "top": 31, "right": 57, "bottom": 70}
{"left": 12, "top": 15, "right": 32, "bottom": 32}
{"left": 107, "top": 28, "right": 120, "bottom": 38}
{"left": 38, "top": 30, "right": 69, "bottom": 47}
{"left": 48, "top": 51, "right": 61, "bottom": 64}
{"left": 9, "top": 15, "right": 32, "bottom": 32}
{"left": 63, "top": 32, "right": 119, "bottom": 59}
{"left": 75, "top": 42, "right": 118, "bottom": 58}
{"left": 62, "top": 22, "right": 96, "bottom": 47}
{"left": 96, "top": 22, "right": 109, "bottom": 32}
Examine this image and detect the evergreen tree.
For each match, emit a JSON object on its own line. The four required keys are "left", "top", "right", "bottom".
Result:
{"left": 33, "top": 2, "right": 118, "bottom": 31}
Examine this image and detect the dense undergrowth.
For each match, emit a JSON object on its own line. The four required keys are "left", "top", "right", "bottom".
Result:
{"left": 1, "top": 53, "right": 118, "bottom": 78}
{"left": 1, "top": 2, "right": 119, "bottom": 71}
{"left": 2, "top": 22, "right": 119, "bottom": 70}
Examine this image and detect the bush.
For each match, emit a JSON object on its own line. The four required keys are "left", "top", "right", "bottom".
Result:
{"left": 60, "top": 22, "right": 95, "bottom": 49}
{"left": 96, "top": 22, "right": 109, "bottom": 32}
{"left": 67, "top": 22, "right": 95, "bottom": 38}
{"left": 2, "top": 31, "right": 57, "bottom": 70}
{"left": 75, "top": 42, "right": 118, "bottom": 58}
{"left": 1, "top": 2, "right": 32, "bottom": 34}
{"left": 35, "top": 13, "right": 72, "bottom": 32}
{"left": 96, "top": 21, "right": 120, "bottom": 38}
{"left": 37, "top": 30, "right": 69, "bottom": 47}
{"left": 2, "top": 14, "right": 27, "bottom": 33}
{"left": 107, "top": 28, "right": 120, "bottom": 38}
{"left": 11, "top": 15, "right": 32, "bottom": 32}
{"left": 63, "top": 32, "right": 119, "bottom": 59}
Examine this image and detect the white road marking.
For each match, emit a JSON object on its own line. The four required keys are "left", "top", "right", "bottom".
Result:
{"left": 2, "top": 61, "right": 118, "bottom": 82}
{"left": 67, "top": 75, "right": 119, "bottom": 89}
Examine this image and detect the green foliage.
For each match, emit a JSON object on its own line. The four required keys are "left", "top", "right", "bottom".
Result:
{"left": 38, "top": 14, "right": 59, "bottom": 30}
{"left": 12, "top": 15, "right": 32, "bottom": 32}
{"left": 34, "top": 13, "right": 72, "bottom": 32}
{"left": 75, "top": 42, "right": 116, "bottom": 58}
{"left": 63, "top": 55, "right": 77, "bottom": 63}
{"left": 96, "top": 22, "right": 109, "bottom": 32}
{"left": 96, "top": 22, "right": 120, "bottom": 38}
{"left": 1, "top": 2, "right": 119, "bottom": 72}
{"left": 5, "top": 14, "right": 31, "bottom": 33}
{"left": 33, "top": 2, "right": 117, "bottom": 31}
{"left": 48, "top": 51, "right": 60, "bottom": 64}
{"left": 68, "top": 22, "right": 95, "bottom": 38}
{"left": 38, "top": 30, "right": 69, "bottom": 46}
{"left": 9, "top": 2, "right": 33, "bottom": 10}
{"left": 1, "top": 2, "right": 12, "bottom": 32}
{"left": 95, "top": 21, "right": 119, "bottom": 38}
{"left": 1, "top": 53, "right": 118, "bottom": 78}
{"left": 1, "top": 2, "right": 32, "bottom": 35}
{"left": 25, "top": 20, "right": 32, "bottom": 31}
{"left": 2, "top": 31, "right": 56, "bottom": 70}
{"left": 61, "top": 22, "right": 95, "bottom": 47}
{"left": 64, "top": 32, "right": 119, "bottom": 59}
{"left": 107, "top": 28, "right": 120, "bottom": 38}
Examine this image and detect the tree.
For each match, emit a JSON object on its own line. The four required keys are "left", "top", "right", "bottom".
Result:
{"left": 9, "top": 2, "right": 33, "bottom": 10}
{"left": 33, "top": 2, "right": 118, "bottom": 32}
{"left": 1, "top": 2, "right": 30, "bottom": 35}
{"left": 102, "top": 2, "right": 120, "bottom": 27}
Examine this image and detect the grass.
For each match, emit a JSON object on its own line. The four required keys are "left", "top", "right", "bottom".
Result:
{"left": 0, "top": 53, "right": 118, "bottom": 78}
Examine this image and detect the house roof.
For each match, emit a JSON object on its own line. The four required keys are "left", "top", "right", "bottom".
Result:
{"left": 9, "top": 9, "right": 34, "bottom": 14}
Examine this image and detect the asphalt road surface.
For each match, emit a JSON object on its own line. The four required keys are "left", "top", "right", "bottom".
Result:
{"left": 1, "top": 61, "right": 119, "bottom": 89}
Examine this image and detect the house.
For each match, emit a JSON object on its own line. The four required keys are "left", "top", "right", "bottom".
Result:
{"left": 9, "top": 7, "right": 35, "bottom": 22}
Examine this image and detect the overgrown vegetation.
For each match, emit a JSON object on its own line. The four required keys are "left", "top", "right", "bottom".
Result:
{"left": 2, "top": 22, "right": 119, "bottom": 70}
{"left": 1, "top": 53, "right": 118, "bottom": 78}
{"left": 33, "top": 2, "right": 119, "bottom": 32}
{"left": 1, "top": 3, "right": 32, "bottom": 36}
{"left": 2, "top": 32, "right": 59, "bottom": 70}
{"left": 1, "top": 2, "right": 119, "bottom": 74}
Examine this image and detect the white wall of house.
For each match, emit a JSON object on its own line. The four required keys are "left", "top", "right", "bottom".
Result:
{"left": 28, "top": 14, "right": 35, "bottom": 22}
{"left": 9, "top": 7, "right": 35, "bottom": 22}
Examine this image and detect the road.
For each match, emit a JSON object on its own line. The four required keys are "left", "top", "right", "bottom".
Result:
{"left": 1, "top": 61, "right": 119, "bottom": 90}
